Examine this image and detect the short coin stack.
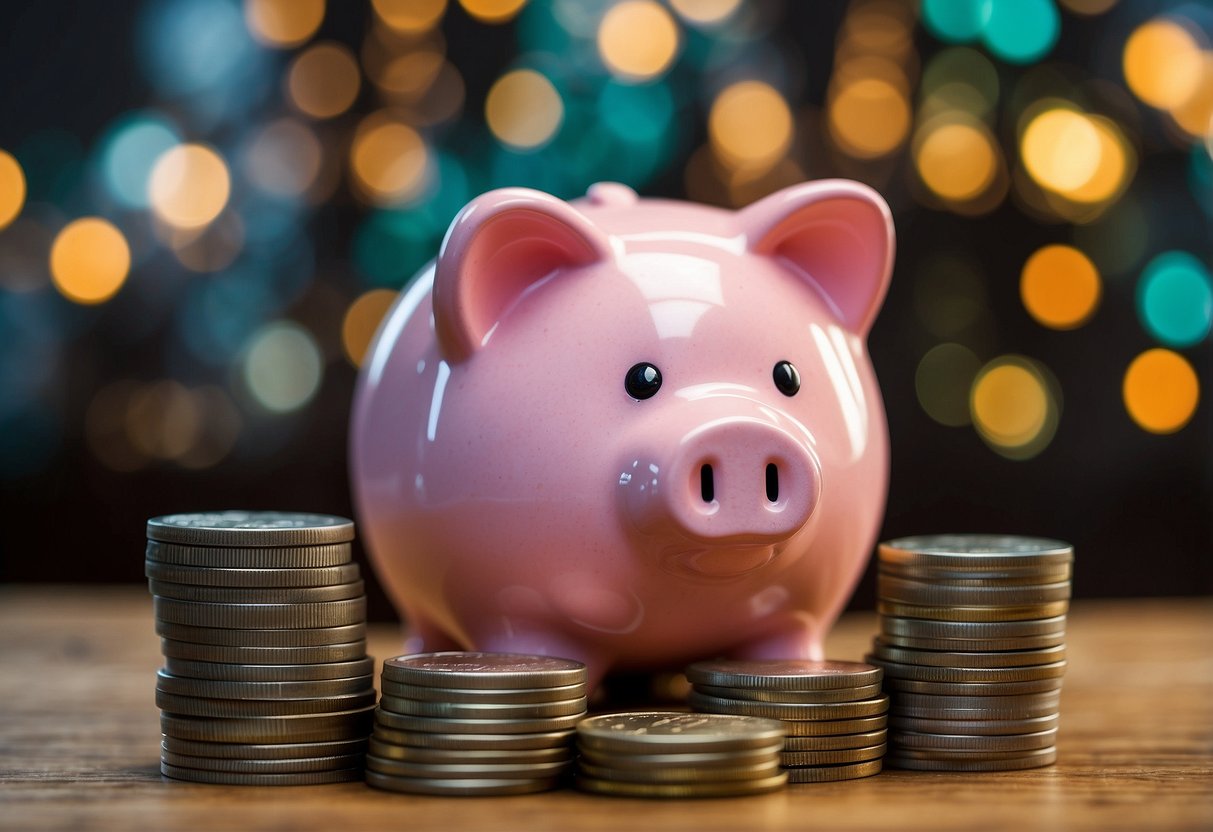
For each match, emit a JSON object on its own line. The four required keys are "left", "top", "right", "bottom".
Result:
{"left": 868, "top": 533, "right": 1072, "bottom": 771}
{"left": 366, "top": 652, "right": 587, "bottom": 795}
{"left": 685, "top": 660, "right": 887, "bottom": 783}
{"left": 575, "top": 712, "right": 787, "bottom": 797}
{"left": 147, "top": 511, "right": 375, "bottom": 785}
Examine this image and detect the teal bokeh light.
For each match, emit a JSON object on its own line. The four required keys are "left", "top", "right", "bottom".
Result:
{"left": 982, "top": 0, "right": 1059, "bottom": 64}
{"left": 921, "top": 0, "right": 992, "bottom": 43}
{"left": 353, "top": 210, "right": 438, "bottom": 288}
{"left": 100, "top": 112, "right": 180, "bottom": 209}
{"left": 599, "top": 80, "right": 675, "bottom": 145}
{"left": 1137, "top": 251, "right": 1213, "bottom": 348}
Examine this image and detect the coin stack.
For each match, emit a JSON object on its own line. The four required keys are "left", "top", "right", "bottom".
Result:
{"left": 685, "top": 660, "right": 887, "bottom": 783}
{"left": 147, "top": 511, "right": 376, "bottom": 785}
{"left": 574, "top": 712, "right": 788, "bottom": 798}
{"left": 867, "top": 534, "right": 1072, "bottom": 771}
{"left": 366, "top": 652, "right": 588, "bottom": 795}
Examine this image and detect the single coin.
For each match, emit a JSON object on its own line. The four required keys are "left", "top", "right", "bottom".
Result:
{"left": 890, "top": 703, "right": 1060, "bottom": 722}
{"left": 161, "top": 736, "right": 368, "bottom": 760}
{"left": 575, "top": 745, "right": 783, "bottom": 770}
{"left": 780, "top": 715, "right": 888, "bottom": 738}
{"left": 575, "top": 771, "right": 788, "bottom": 798}
{"left": 160, "top": 639, "right": 366, "bottom": 665}
{"left": 161, "top": 707, "right": 375, "bottom": 743}
{"left": 156, "top": 621, "right": 366, "bottom": 647}
{"left": 878, "top": 535, "right": 1073, "bottom": 569}
{"left": 877, "top": 601, "right": 1070, "bottom": 622}
{"left": 689, "top": 691, "right": 889, "bottom": 721}
{"left": 888, "top": 713, "right": 1059, "bottom": 736}
{"left": 146, "top": 541, "right": 353, "bottom": 569}
{"left": 160, "top": 761, "right": 362, "bottom": 785}
{"left": 374, "top": 707, "right": 584, "bottom": 735}
{"left": 784, "top": 759, "right": 883, "bottom": 783}
{"left": 872, "top": 641, "right": 1067, "bottom": 669}
{"left": 691, "top": 683, "right": 883, "bottom": 704}
{"left": 866, "top": 656, "right": 1067, "bottom": 684}
{"left": 153, "top": 597, "right": 366, "bottom": 630}
{"left": 367, "top": 738, "right": 572, "bottom": 765}
{"left": 156, "top": 689, "right": 377, "bottom": 718}
{"left": 379, "top": 680, "right": 587, "bottom": 704}
{"left": 382, "top": 653, "right": 587, "bottom": 689}
{"left": 160, "top": 750, "right": 364, "bottom": 773}
{"left": 365, "top": 770, "right": 561, "bottom": 796}
{"left": 575, "top": 759, "right": 781, "bottom": 784}
{"left": 145, "top": 560, "right": 362, "bottom": 588}
{"left": 889, "top": 690, "right": 1061, "bottom": 712}
{"left": 376, "top": 694, "right": 588, "bottom": 720}
{"left": 576, "top": 712, "right": 785, "bottom": 754}
{"left": 685, "top": 660, "right": 882, "bottom": 691}
{"left": 885, "top": 747, "right": 1056, "bottom": 771}
{"left": 878, "top": 562, "right": 1072, "bottom": 584}
{"left": 780, "top": 744, "right": 886, "bottom": 766}
{"left": 886, "top": 744, "right": 1058, "bottom": 762}
{"left": 782, "top": 730, "right": 886, "bottom": 752}
{"left": 150, "top": 580, "right": 365, "bottom": 604}
{"left": 881, "top": 615, "right": 1068, "bottom": 640}
{"left": 889, "top": 727, "right": 1058, "bottom": 753}
{"left": 878, "top": 632, "right": 1065, "bottom": 652}
{"left": 372, "top": 724, "right": 574, "bottom": 751}
{"left": 156, "top": 670, "right": 374, "bottom": 699}
{"left": 877, "top": 576, "right": 1072, "bottom": 606}
{"left": 147, "top": 511, "right": 355, "bottom": 547}
{"left": 162, "top": 657, "right": 375, "bottom": 683}
{"left": 366, "top": 754, "right": 571, "bottom": 780}
{"left": 882, "top": 677, "right": 1063, "bottom": 697}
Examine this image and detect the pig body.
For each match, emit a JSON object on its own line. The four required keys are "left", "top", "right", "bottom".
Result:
{"left": 351, "top": 181, "right": 894, "bottom": 689}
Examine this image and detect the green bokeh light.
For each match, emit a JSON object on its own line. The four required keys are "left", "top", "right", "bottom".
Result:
{"left": 1137, "top": 251, "right": 1213, "bottom": 348}
{"left": 982, "top": 0, "right": 1059, "bottom": 64}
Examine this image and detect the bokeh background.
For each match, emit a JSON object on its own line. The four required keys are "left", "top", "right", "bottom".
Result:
{"left": 0, "top": 0, "right": 1209, "bottom": 614}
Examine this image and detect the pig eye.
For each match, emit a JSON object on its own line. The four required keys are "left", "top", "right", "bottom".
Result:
{"left": 625, "top": 362, "right": 662, "bottom": 400}
{"left": 773, "top": 360, "right": 801, "bottom": 396}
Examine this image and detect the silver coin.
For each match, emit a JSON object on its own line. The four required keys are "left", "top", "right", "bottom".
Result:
{"left": 889, "top": 690, "right": 1061, "bottom": 712}
{"left": 149, "top": 580, "right": 365, "bottom": 604}
{"left": 881, "top": 614, "right": 1068, "bottom": 640}
{"left": 145, "top": 560, "right": 361, "bottom": 588}
{"left": 160, "top": 749, "right": 364, "bottom": 773}
{"left": 780, "top": 715, "right": 889, "bottom": 737}
{"left": 867, "top": 656, "right": 1067, "bottom": 684}
{"left": 575, "top": 759, "right": 782, "bottom": 784}
{"left": 878, "top": 600, "right": 1070, "bottom": 622}
{"left": 366, "top": 754, "right": 571, "bottom": 780}
{"left": 374, "top": 707, "right": 584, "bottom": 735}
{"left": 878, "top": 535, "right": 1073, "bottom": 568}
{"left": 574, "top": 772, "right": 788, "bottom": 797}
{"left": 157, "top": 621, "right": 366, "bottom": 647}
{"left": 382, "top": 652, "right": 587, "bottom": 689}
{"left": 882, "top": 676, "right": 1063, "bottom": 696}
{"left": 784, "top": 759, "right": 882, "bottom": 783}
{"left": 689, "top": 691, "right": 889, "bottom": 721}
{"left": 147, "top": 511, "right": 355, "bottom": 547}
{"left": 889, "top": 727, "right": 1058, "bottom": 752}
{"left": 685, "top": 659, "right": 882, "bottom": 691}
{"left": 365, "top": 770, "right": 561, "bottom": 795}
{"left": 161, "top": 707, "right": 375, "bottom": 743}
{"left": 146, "top": 541, "right": 353, "bottom": 569}
{"left": 878, "top": 562, "right": 1072, "bottom": 584}
{"left": 379, "top": 680, "right": 587, "bottom": 704}
{"left": 575, "top": 745, "right": 783, "bottom": 770}
{"left": 878, "top": 576, "right": 1071, "bottom": 606}
{"left": 156, "top": 689, "right": 377, "bottom": 718}
{"left": 160, "top": 638, "right": 366, "bottom": 665}
{"left": 885, "top": 744, "right": 1059, "bottom": 762}
{"left": 153, "top": 597, "right": 366, "bottom": 630}
{"left": 780, "top": 744, "right": 886, "bottom": 766}
{"left": 888, "top": 713, "right": 1059, "bottom": 736}
{"left": 691, "top": 682, "right": 883, "bottom": 704}
{"left": 372, "top": 724, "right": 574, "bottom": 751}
{"left": 161, "top": 736, "right": 368, "bottom": 760}
{"left": 872, "top": 640, "right": 1067, "bottom": 669}
{"left": 783, "top": 730, "right": 887, "bottom": 752}
{"left": 162, "top": 657, "right": 375, "bottom": 682}
{"left": 885, "top": 747, "right": 1056, "bottom": 771}
{"left": 160, "top": 762, "right": 363, "bottom": 785}
{"left": 878, "top": 631, "right": 1065, "bottom": 652}
{"left": 367, "top": 737, "right": 572, "bottom": 764}
{"left": 156, "top": 669, "right": 374, "bottom": 699}
{"left": 377, "top": 694, "right": 588, "bottom": 720}
{"left": 576, "top": 712, "right": 785, "bottom": 753}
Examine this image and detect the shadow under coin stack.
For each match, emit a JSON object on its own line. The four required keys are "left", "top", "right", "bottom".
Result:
{"left": 366, "top": 652, "right": 587, "bottom": 795}
{"left": 574, "top": 712, "right": 787, "bottom": 797}
{"left": 146, "top": 511, "right": 375, "bottom": 785}
{"left": 867, "top": 534, "right": 1073, "bottom": 772}
{"left": 686, "top": 660, "right": 887, "bottom": 783}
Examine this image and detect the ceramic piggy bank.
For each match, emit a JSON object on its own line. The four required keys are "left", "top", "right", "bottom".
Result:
{"left": 351, "top": 180, "right": 894, "bottom": 689}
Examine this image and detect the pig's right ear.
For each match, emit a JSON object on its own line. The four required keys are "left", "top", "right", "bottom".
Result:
{"left": 432, "top": 188, "right": 614, "bottom": 363}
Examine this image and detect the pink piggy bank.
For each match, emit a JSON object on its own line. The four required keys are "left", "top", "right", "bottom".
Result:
{"left": 351, "top": 180, "right": 894, "bottom": 689}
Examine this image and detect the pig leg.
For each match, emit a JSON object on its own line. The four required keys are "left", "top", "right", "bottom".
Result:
{"left": 401, "top": 614, "right": 462, "bottom": 655}
{"left": 729, "top": 612, "right": 826, "bottom": 661}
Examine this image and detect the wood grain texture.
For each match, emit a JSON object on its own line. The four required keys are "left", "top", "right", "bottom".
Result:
{"left": 0, "top": 587, "right": 1209, "bottom": 831}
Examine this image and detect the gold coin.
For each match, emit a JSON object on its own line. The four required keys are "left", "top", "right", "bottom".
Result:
{"left": 781, "top": 744, "right": 886, "bottom": 766}
{"left": 376, "top": 694, "right": 587, "bottom": 720}
{"left": 872, "top": 640, "right": 1066, "bottom": 669}
{"left": 365, "top": 770, "right": 561, "bottom": 795}
{"left": 575, "top": 771, "right": 787, "bottom": 797}
{"left": 160, "top": 762, "right": 362, "bottom": 785}
{"left": 692, "top": 683, "right": 883, "bottom": 704}
{"left": 689, "top": 691, "right": 889, "bottom": 721}
{"left": 784, "top": 759, "right": 882, "bottom": 783}
{"left": 884, "top": 747, "right": 1056, "bottom": 771}
{"left": 575, "top": 759, "right": 781, "bottom": 783}
{"left": 685, "top": 659, "right": 882, "bottom": 691}
{"left": 379, "top": 680, "right": 587, "bottom": 704}
{"left": 878, "top": 600, "right": 1070, "bottom": 622}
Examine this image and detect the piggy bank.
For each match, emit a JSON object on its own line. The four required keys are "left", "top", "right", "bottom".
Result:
{"left": 351, "top": 180, "right": 893, "bottom": 689}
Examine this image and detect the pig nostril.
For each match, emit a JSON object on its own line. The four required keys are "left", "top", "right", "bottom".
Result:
{"left": 700, "top": 464, "right": 715, "bottom": 504}
{"left": 765, "top": 463, "right": 779, "bottom": 504}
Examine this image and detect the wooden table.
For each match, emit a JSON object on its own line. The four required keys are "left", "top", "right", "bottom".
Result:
{"left": 1, "top": 587, "right": 1209, "bottom": 831}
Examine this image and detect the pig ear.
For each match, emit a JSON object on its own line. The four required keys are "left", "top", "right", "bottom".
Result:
{"left": 433, "top": 188, "right": 614, "bottom": 362}
{"left": 738, "top": 180, "right": 894, "bottom": 335}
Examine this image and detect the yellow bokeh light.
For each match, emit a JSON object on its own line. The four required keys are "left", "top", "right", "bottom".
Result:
{"left": 350, "top": 116, "right": 429, "bottom": 204}
{"left": 971, "top": 358, "right": 1057, "bottom": 458}
{"left": 1170, "top": 52, "right": 1213, "bottom": 139}
{"left": 372, "top": 0, "right": 446, "bottom": 33}
{"left": 485, "top": 69, "right": 564, "bottom": 150}
{"left": 828, "top": 77, "right": 910, "bottom": 159}
{"left": 1064, "top": 115, "right": 1130, "bottom": 205}
{"left": 50, "top": 218, "right": 131, "bottom": 305}
{"left": 1123, "top": 18, "right": 1204, "bottom": 110}
{"left": 244, "top": 0, "right": 325, "bottom": 48}
{"left": 1020, "top": 245, "right": 1101, "bottom": 330}
{"left": 1124, "top": 349, "right": 1199, "bottom": 434}
{"left": 149, "top": 144, "right": 231, "bottom": 230}
{"left": 668, "top": 0, "right": 742, "bottom": 25}
{"left": 342, "top": 289, "right": 399, "bottom": 367}
{"left": 597, "top": 0, "right": 680, "bottom": 82}
{"left": 374, "top": 50, "right": 445, "bottom": 100}
{"left": 709, "top": 81, "right": 793, "bottom": 172}
{"left": 288, "top": 42, "right": 361, "bottom": 120}
{"left": 914, "top": 118, "right": 997, "bottom": 202}
{"left": 1021, "top": 109, "right": 1102, "bottom": 193}
{"left": 0, "top": 149, "right": 25, "bottom": 231}
{"left": 458, "top": 0, "right": 526, "bottom": 24}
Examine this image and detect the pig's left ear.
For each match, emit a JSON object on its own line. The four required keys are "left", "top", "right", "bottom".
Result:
{"left": 433, "top": 188, "right": 614, "bottom": 363}
{"left": 738, "top": 180, "right": 894, "bottom": 336}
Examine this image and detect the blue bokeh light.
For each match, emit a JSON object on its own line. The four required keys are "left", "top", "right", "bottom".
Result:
{"left": 138, "top": 0, "right": 258, "bottom": 97}
{"left": 98, "top": 112, "right": 180, "bottom": 209}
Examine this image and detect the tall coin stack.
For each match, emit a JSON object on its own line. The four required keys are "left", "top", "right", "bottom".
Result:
{"left": 867, "top": 534, "right": 1072, "bottom": 771}
{"left": 366, "top": 652, "right": 587, "bottom": 795}
{"left": 575, "top": 712, "right": 788, "bottom": 798}
{"left": 685, "top": 660, "right": 888, "bottom": 783}
{"left": 147, "top": 511, "right": 376, "bottom": 785}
